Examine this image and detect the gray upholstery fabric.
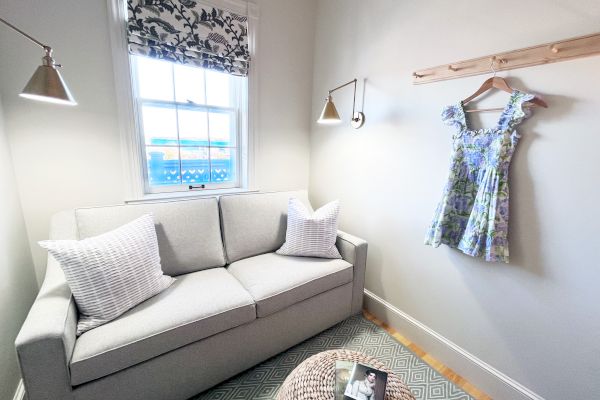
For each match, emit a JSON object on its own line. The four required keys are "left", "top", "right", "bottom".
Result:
{"left": 70, "top": 268, "right": 255, "bottom": 385}
{"left": 16, "top": 193, "right": 368, "bottom": 400}
{"left": 228, "top": 252, "right": 353, "bottom": 317}
{"left": 75, "top": 198, "right": 225, "bottom": 276}
{"left": 72, "top": 283, "right": 353, "bottom": 400}
{"left": 15, "top": 210, "right": 78, "bottom": 400}
{"left": 336, "top": 230, "right": 368, "bottom": 314}
{"left": 219, "top": 191, "right": 312, "bottom": 263}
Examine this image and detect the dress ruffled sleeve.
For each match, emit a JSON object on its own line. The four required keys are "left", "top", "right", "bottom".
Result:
{"left": 498, "top": 91, "right": 537, "bottom": 132}
{"left": 512, "top": 91, "right": 536, "bottom": 126}
{"left": 441, "top": 104, "right": 466, "bottom": 133}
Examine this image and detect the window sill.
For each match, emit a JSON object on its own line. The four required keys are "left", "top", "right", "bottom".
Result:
{"left": 125, "top": 188, "right": 258, "bottom": 204}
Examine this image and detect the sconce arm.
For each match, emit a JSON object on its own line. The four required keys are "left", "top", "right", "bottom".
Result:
{"left": 0, "top": 16, "right": 50, "bottom": 51}
{"left": 328, "top": 78, "right": 359, "bottom": 122}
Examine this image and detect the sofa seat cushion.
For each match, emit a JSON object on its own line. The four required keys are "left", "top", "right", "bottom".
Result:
{"left": 227, "top": 252, "right": 353, "bottom": 318}
{"left": 69, "top": 268, "right": 256, "bottom": 386}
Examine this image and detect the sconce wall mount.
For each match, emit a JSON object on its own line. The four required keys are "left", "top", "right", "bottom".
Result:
{"left": 317, "top": 78, "right": 365, "bottom": 129}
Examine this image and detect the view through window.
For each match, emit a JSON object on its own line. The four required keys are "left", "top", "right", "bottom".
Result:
{"left": 131, "top": 55, "right": 246, "bottom": 193}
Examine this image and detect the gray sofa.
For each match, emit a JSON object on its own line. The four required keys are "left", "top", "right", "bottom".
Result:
{"left": 15, "top": 191, "right": 367, "bottom": 400}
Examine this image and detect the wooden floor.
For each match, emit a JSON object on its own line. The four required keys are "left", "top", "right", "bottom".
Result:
{"left": 363, "top": 311, "right": 493, "bottom": 400}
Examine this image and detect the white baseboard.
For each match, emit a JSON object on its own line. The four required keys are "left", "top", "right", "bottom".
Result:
{"left": 13, "top": 379, "right": 25, "bottom": 400}
{"left": 363, "top": 289, "right": 545, "bottom": 400}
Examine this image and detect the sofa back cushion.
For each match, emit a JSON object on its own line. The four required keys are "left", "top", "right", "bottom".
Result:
{"left": 219, "top": 191, "right": 312, "bottom": 263}
{"left": 75, "top": 198, "right": 225, "bottom": 276}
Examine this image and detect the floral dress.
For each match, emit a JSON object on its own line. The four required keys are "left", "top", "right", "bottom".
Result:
{"left": 424, "top": 90, "right": 536, "bottom": 263}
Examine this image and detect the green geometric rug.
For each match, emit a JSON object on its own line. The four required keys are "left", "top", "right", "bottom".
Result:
{"left": 190, "top": 315, "right": 474, "bottom": 400}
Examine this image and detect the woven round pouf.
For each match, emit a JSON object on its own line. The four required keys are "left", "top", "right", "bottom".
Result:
{"left": 277, "top": 349, "right": 415, "bottom": 400}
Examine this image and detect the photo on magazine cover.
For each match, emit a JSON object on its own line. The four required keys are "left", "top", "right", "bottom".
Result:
{"left": 335, "top": 360, "right": 388, "bottom": 400}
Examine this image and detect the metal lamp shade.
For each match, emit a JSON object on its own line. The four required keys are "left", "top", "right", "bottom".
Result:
{"left": 317, "top": 95, "right": 341, "bottom": 124}
{"left": 20, "top": 65, "right": 77, "bottom": 106}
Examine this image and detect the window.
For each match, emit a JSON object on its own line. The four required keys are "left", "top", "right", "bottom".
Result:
{"left": 130, "top": 55, "right": 248, "bottom": 194}
{"left": 107, "top": 0, "right": 256, "bottom": 200}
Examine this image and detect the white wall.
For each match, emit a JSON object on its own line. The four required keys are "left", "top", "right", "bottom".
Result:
{"left": 0, "top": 0, "right": 316, "bottom": 284}
{"left": 254, "top": 0, "right": 315, "bottom": 190}
{"left": 309, "top": 1, "right": 600, "bottom": 399}
{"left": 0, "top": 98, "right": 38, "bottom": 400}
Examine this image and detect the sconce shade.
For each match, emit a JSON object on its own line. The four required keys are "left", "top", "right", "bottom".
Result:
{"left": 20, "top": 64, "right": 77, "bottom": 106}
{"left": 0, "top": 17, "right": 76, "bottom": 105}
{"left": 317, "top": 95, "right": 341, "bottom": 124}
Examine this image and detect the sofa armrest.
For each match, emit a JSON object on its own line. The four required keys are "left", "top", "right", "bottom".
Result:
{"left": 336, "top": 230, "right": 368, "bottom": 314}
{"left": 15, "top": 211, "right": 78, "bottom": 400}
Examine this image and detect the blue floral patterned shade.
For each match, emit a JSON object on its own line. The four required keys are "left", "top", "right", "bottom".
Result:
{"left": 127, "top": 0, "right": 250, "bottom": 76}
{"left": 424, "top": 90, "right": 536, "bottom": 263}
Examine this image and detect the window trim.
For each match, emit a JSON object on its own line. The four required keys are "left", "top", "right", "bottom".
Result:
{"left": 106, "top": 0, "right": 259, "bottom": 202}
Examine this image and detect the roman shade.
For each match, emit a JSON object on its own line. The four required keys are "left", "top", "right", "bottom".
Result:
{"left": 127, "top": 0, "right": 250, "bottom": 76}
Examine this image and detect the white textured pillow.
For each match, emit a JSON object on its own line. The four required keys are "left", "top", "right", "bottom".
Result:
{"left": 39, "top": 214, "right": 174, "bottom": 335}
{"left": 277, "top": 198, "right": 341, "bottom": 259}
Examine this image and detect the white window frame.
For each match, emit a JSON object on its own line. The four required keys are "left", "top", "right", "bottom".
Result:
{"left": 106, "top": 0, "right": 259, "bottom": 202}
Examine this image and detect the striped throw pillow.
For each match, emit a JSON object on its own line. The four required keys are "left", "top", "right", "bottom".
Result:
{"left": 39, "top": 214, "right": 174, "bottom": 335}
{"left": 276, "top": 198, "right": 341, "bottom": 259}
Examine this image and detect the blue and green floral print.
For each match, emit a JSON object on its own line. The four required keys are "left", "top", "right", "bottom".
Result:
{"left": 425, "top": 90, "right": 536, "bottom": 263}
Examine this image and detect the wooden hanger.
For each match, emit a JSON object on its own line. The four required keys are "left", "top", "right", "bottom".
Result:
{"left": 462, "top": 58, "right": 548, "bottom": 113}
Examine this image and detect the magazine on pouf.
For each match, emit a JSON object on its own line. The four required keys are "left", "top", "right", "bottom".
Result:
{"left": 335, "top": 361, "right": 388, "bottom": 400}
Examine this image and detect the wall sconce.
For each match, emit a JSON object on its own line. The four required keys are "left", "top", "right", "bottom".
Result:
{"left": 317, "top": 78, "right": 365, "bottom": 129}
{"left": 0, "top": 16, "right": 76, "bottom": 106}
